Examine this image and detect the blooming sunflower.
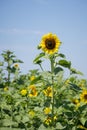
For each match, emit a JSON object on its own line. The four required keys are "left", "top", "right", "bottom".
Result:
{"left": 44, "top": 107, "right": 51, "bottom": 114}
{"left": 43, "top": 86, "right": 52, "bottom": 97}
{"left": 39, "top": 33, "right": 61, "bottom": 55}
{"left": 28, "top": 110, "right": 35, "bottom": 118}
{"left": 72, "top": 99, "right": 80, "bottom": 109}
{"left": 28, "top": 85, "right": 38, "bottom": 97}
{"left": 20, "top": 89, "right": 27, "bottom": 96}
{"left": 80, "top": 89, "right": 87, "bottom": 104}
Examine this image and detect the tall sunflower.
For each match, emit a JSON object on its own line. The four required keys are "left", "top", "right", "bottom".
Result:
{"left": 39, "top": 33, "right": 61, "bottom": 54}
{"left": 80, "top": 89, "right": 87, "bottom": 104}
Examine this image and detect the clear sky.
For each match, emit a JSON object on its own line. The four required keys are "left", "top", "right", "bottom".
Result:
{"left": 0, "top": 0, "right": 87, "bottom": 78}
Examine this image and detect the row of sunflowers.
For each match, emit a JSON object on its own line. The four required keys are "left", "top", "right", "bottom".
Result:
{"left": 0, "top": 33, "right": 87, "bottom": 130}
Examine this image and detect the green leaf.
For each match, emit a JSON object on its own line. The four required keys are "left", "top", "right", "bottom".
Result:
{"left": 13, "top": 59, "right": 23, "bottom": 63}
{"left": 72, "top": 126, "right": 76, "bottom": 130}
{"left": 2, "top": 119, "right": 17, "bottom": 127}
{"left": 58, "top": 60, "right": 71, "bottom": 69}
{"left": 80, "top": 117, "right": 87, "bottom": 125}
{"left": 54, "top": 67, "right": 63, "bottom": 74}
{"left": 56, "top": 122, "right": 66, "bottom": 129}
{"left": 0, "top": 128, "right": 21, "bottom": 130}
{"left": 38, "top": 124, "right": 51, "bottom": 130}
{"left": 0, "top": 62, "right": 4, "bottom": 66}
{"left": 22, "top": 115, "right": 29, "bottom": 123}
{"left": 70, "top": 68, "right": 83, "bottom": 75}
{"left": 58, "top": 53, "right": 66, "bottom": 58}
{"left": 79, "top": 104, "right": 87, "bottom": 112}
{"left": 33, "top": 52, "right": 45, "bottom": 64}
{"left": 69, "top": 83, "right": 82, "bottom": 91}
{"left": 14, "top": 115, "right": 21, "bottom": 122}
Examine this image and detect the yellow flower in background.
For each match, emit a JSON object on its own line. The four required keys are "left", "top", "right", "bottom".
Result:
{"left": 30, "top": 76, "right": 35, "bottom": 81}
{"left": 28, "top": 85, "right": 38, "bottom": 97}
{"left": 14, "top": 63, "right": 19, "bottom": 68}
{"left": 39, "top": 33, "right": 61, "bottom": 55}
{"left": 44, "top": 115, "right": 57, "bottom": 126}
{"left": 4, "top": 86, "right": 9, "bottom": 91}
{"left": 72, "top": 99, "right": 80, "bottom": 109}
{"left": 65, "top": 79, "right": 70, "bottom": 85}
{"left": 78, "top": 125, "right": 87, "bottom": 130}
{"left": 44, "top": 117, "right": 52, "bottom": 126}
{"left": 53, "top": 115, "right": 57, "bottom": 121}
{"left": 80, "top": 89, "right": 87, "bottom": 104}
{"left": 28, "top": 110, "right": 35, "bottom": 118}
{"left": 79, "top": 79, "right": 86, "bottom": 89}
{"left": 20, "top": 89, "right": 27, "bottom": 96}
{"left": 44, "top": 107, "right": 51, "bottom": 114}
{"left": 43, "top": 87, "right": 52, "bottom": 97}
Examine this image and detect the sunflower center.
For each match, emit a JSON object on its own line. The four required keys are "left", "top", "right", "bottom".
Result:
{"left": 84, "top": 94, "right": 87, "bottom": 99}
{"left": 45, "top": 39, "right": 55, "bottom": 49}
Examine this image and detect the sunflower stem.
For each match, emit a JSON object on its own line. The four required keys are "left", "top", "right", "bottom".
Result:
{"left": 39, "top": 63, "right": 44, "bottom": 71}
{"left": 50, "top": 56, "right": 55, "bottom": 126}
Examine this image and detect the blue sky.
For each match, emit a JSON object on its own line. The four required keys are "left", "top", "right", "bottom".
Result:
{"left": 0, "top": 0, "right": 87, "bottom": 78}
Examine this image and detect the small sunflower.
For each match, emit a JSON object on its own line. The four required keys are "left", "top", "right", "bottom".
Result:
{"left": 28, "top": 110, "right": 35, "bottom": 118}
{"left": 80, "top": 89, "right": 87, "bottom": 104}
{"left": 43, "top": 86, "right": 52, "bottom": 97}
{"left": 30, "top": 76, "right": 35, "bottom": 81}
{"left": 72, "top": 99, "right": 80, "bottom": 109}
{"left": 39, "top": 33, "right": 61, "bottom": 54}
{"left": 14, "top": 64, "right": 19, "bottom": 68}
{"left": 44, "top": 107, "right": 51, "bottom": 115}
{"left": 20, "top": 89, "right": 27, "bottom": 96}
{"left": 28, "top": 85, "right": 38, "bottom": 97}
{"left": 4, "top": 86, "right": 9, "bottom": 91}
{"left": 44, "top": 117, "right": 52, "bottom": 126}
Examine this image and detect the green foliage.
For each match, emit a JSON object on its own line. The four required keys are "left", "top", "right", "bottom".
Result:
{"left": 0, "top": 49, "right": 87, "bottom": 130}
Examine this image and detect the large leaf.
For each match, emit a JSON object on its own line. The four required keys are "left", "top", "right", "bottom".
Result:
{"left": 58, "top": 59, "right": 71, "bottom": 69}
{"left": 33, "top": 52, "right": 45, "bottom": 64}
{"left": 80, "top": 117, "right": 87, "bottom": 126}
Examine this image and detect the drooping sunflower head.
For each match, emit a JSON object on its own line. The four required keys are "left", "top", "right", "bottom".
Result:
{"left": 39, "top": 33, "right": 61, "bottom": 55}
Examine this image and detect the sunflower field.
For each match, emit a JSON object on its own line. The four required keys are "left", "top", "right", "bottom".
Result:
{"left": 0, "top": 33, "right": 87, "bottom": 130}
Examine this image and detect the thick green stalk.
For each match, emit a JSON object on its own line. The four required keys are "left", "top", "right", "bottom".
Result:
{"left": 50, "top": 56, "right": 55, "bottom": 126}
{"left": 7, "top": 61, "right": 10, "bottom": 85}
{"left": 7, "top": 52, "right": 11, "bottom": 86}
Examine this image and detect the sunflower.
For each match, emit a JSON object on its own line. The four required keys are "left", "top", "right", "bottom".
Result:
{"left": 80, "top": 89, "right": 87, "bottom": 104}
{"left": 44, "top": 117, "right": 52, "bottom": 126}
{"left": 20, "top": 89, "right": 27, "bottom": 96}
{"left": 43, "top": 86, "right": 52, "bottom": 97}
{"left": 39, "top": 33, "right": 61, "bottom": 54}
{"left": 44, "top": 107, "right": 51, "bottom": 115}
{"left": 28, "top": 85, "right": 38, "bottom": 97}
{"left": 14, "top": 64, "right": 19, "bottom": 68}
{"left": 4, "top": 86, "right": 9, "bottom": 91}
{"left": 72, "top": 99, "right": 80, "bottom": 109}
